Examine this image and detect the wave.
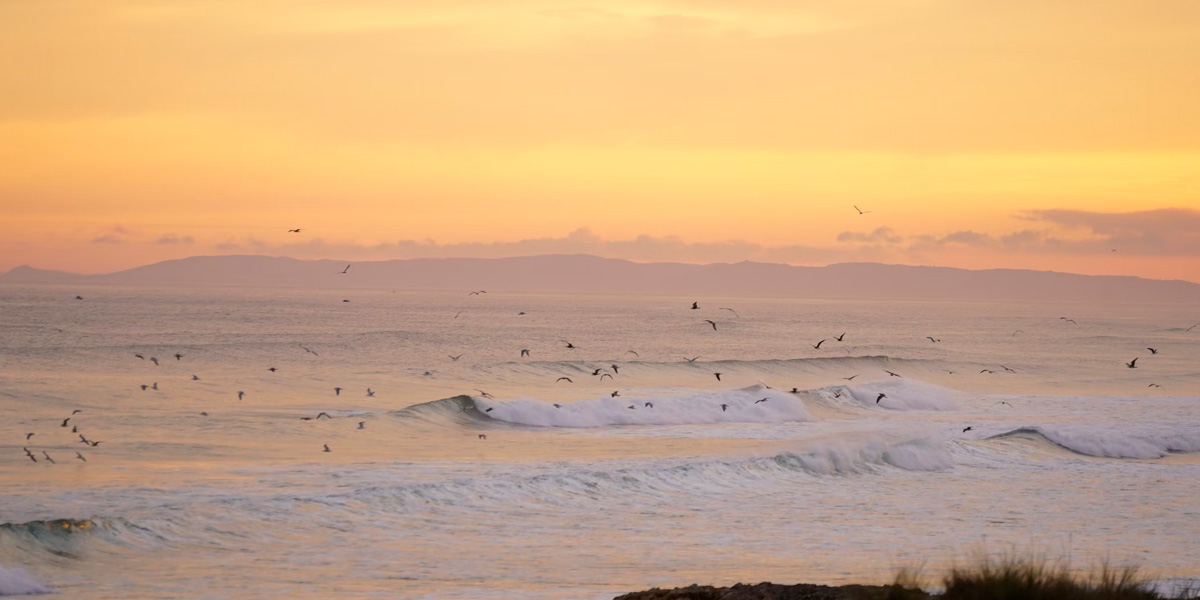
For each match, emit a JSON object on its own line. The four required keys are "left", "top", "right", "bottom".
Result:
{"left": 0, "top": 566, "right": 51, "bottom": 596}
{"left": 0, "top": 518, "right": 157, "bottom": 561}
{"left": 987, "top": 425, "right": 1200, "bottom": 459}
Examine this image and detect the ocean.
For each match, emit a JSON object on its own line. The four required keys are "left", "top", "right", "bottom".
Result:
{"left": 1, "top": 285, "right": 1198, "bottom": 598}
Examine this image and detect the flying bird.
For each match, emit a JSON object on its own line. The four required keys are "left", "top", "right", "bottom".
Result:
{"left": 1147, "top": 348, "right": 1158, "bottom": 355}
{"left": 713, "top": 372, "right": 722, "bottom": 381}
{"left": 366, "top": 388, "right": 376, "bottom": 397}
{"left": 1126, "top": 358, "right": 1139, "bottom": 369}
{"left": 611, "top": 364, "right": 619, "bottom": 374}
{"left": 553, "top": 403, "right": 562, "bottom": 408}
{"left": 720, "top": 404, "right": 728, "bottom": 412}
{"left": 876, "top": 393, "right": 887, "bottom": 404}
{"left": 962, "top": 426, "right": 974, "bottom": 433}
{"left": 926, "top": 337, "right": 940, "bottom": 343}
{"left": 1001, "top": 365, "right": 1017, "bottom": 373}
{"left": 134, "top": 354, "right": 144, "bottom": 360}
{"left": 704, "top": 320, "right": 717, "bottom": 331}
{"left": 237, "top": 391, "right": 245, "bottom": 400}
{"left": 467, "top": 290, "right": 486, "bottom": 295}
{"left": 323, "top": 444, "right": 331, "bottom": 452}
{"left": 841, "top": 375, "right": 859, "bottom": 381}
{"left": 75, "top": 452, "right": 86, "bottom": 462}
{"left": 62, "top": 418, "right": 70, "bottom": 427}
{"left": 42, "top": 451, "right": 55, "bottom": 464}
{"left": 627, "top": 405, "right": 635, "bottom": 410}
{"left": 853, "top": 205, "right": 871, "bottom": 215}
{"left": 191, "top": 375, "right": 200, "bottom": 381}
{"left": 591, "top": 368, "right": 604, "bottom": 376}
{"left": 358, "top": 422, "right": 365, "bottom": 429}
{"left": 559, "top": 340, "right": 577, "bottom": 349}
{"left": 140, "top": 384, "right": 149, "bottom": 390}
{"left": 341, "top": 264, "right": 351, "bottom": 274}
{"left": 754, "top": 398, "right": 768, "bottom": 404}
{"left": 449, "top": 354, "right": 464, "bottom": 361}
{"left": 268, "top": 367, "right": 277, "bottom": 372}
{"left": 151, "top": 382, "right": 158, "bottom": 390}
{"left": 521, "top": 349, "right": 530, "bottom": 357}
{"left": 1187, "top": 323, "right": 1199, "bottom": 332}
{"left": 174, "top": 353, "right": 183, "bottom": 361}
{"left": 719, "top": 307, "right": 740, "bottom": 318}
{"left": 884, "top": 370, "right": 902, "bottom": 378}
{"left": 835, "top": 332, "right": 846, "bottom": 342}
{"left": 475, "top": 390, "right": 493, "bottom": 399}
{"left": 1060, "top": 317, "right": 1077, "bottom": 324}
{"left": 611, "top": 391, "right": 620, "bottom": 397}
{"left": 556, "top": 377, "right": 573, "bottom": 383}
{"left": 478, "top": 434, "right": 487, "bottom": 440}
{"left": 691, "top": 302, "right": 699, "bottom": 310}
{"left": 993, "top": 401, "right": 1013, "bottom": 408}
{"left": 334, "top": 387, "right": 341, "bottom": 396}
{"left": 980, "top": 369, "right": 996, "bottom": 374}
{"left": 644, "top": 402, "right": 653, "bottom": 408}
{"left": 684, "top": 356, "right": 700, "bottom": 362}
{"left": 72, "top": 409, "right": 82, "bottom": 415}
{"left": 288, "top": 229, "right": 301, "bottom": 233}
{"left": 150, "top": 357, "right": 159, "bottom": 366}
{"left": 26, "top": 433, "right": 34, "bottom": 440}
{"left": 812, "top": 339, "right": 826, "bottom": 349}
{"left": 301, "top": 346, "right": 319, "bottom": 356}
{"left": 1148, "top": 383, "right": 1162, "bottom": 388}
{"left": 599, "top": 373, "right": 613, "bottom": 381}
{"left": 626, "top": 350, "right": 640, "bottom": 357}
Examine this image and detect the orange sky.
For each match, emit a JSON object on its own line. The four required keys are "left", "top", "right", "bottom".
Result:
{"left": 1, "top": 0, "right": 1199, "bottom": 280}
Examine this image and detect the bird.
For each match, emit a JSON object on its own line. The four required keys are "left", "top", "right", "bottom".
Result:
{"left": 316, "top": 412, "right": 332, "bottom": 420}
{"left": 174, "top": 353, "right": 183, "bottom": 361}
{"left": 78, "top": 434, "right": 90, "bottom": 444}
{"left": 467, "top": 290, "right": 486, "bottom": 295}
{"left": 134, "top": 354, "right": 145, "bottom": 360}
{"left": 200, "top": 412, "right": 208, "bottom": 417}
{"left": 88, "top": 440, "right": 101, "bottom": 447}
{"left": 720, "top": 307, "right": 740, "bottom": 318}
{"left": 75, "top": 452, "right": 86, "bottom": 462}
{"left": 691, "top": 302, "right": 699, "bottom": 310}
{"left": 962, "top": 426, "right": 974, "bottom": 433}
{"left": 341, "top": 264, "right": 351, "bottom": 274}
{"left": 72, "top": 409, "right": 82, "bottom": 415}
{"left": 876, "top": 393, "right": 887, "bottom": 404}
{"left": 1126, "top": 358, "right": 1139, "bottom": 369}
{"left": 288, "top": 229, "right": 301, "bottom": 233}
{"left": 301, "top": 346, "right": 318, "bottom": 356}
{"left": 72, "top": 426, "right": 77, "bottom": 433}
{"left": 599, "top": 373, "right": 613, "bottom": 381}
{"left": 151, "top": 382, "right": 158, "bottom": 390}
{"left": 323, "top": 444, "right": 331, "bottom": 452}
{"left": 611, "top": 364, "right": 620, "bottom": 374}
{"left": 150, "top": 357, "right": 159, "bottom": 366}
{"left": 556, "top": 377, "right": 573, "bottom": 383}
{"left": 644, "top": 402, "right": 654, "bottom": 408}
{"left": 1060, "top": 317, "right": 1077, "bottom": 324}
{"left": 342, "top": 299, "right": 350, "bottom": 303}
{"left": 449, "top": 354, "right": 464, "bottom": 361}
{"left": 23, "top": 449, "right": 36, "bottom": 463}
{"left": 74, "top": 295, "right": 83, "bottom": 300}
{"left": 790, "top": 388, "right": 800, "bottom": 394}
{"left": 454, "top": 311, "right": 462, "bottom": 319}
{"left": 713, "top": 373, "right": 722, "bottom": 381}
{"left": 268, "top": 367, "right": 277, "bottom": 372}
{"left": 812, "top": 339, "right": 826, "bottom": 349}
{"left": 237, "top": 391, "right": 245, "bottom": 400}
{"left": 833, "top": 390, "right": 843, "bottom": 398}
{"left": 992, "top": 401, "right": 1014, "bottom": 408}
{"left": 627, "top": 405, "right": 636, "bottom": 410}
{"left": 357, "top": 422, "right": 365, "bottom": 429}
{"left": 853, "top": 205, "right": 871, "bottom": 215}
{"left": 611, "top": 391, "right": 620, "bottom": 398}
{"left": 42, "top": 451, "right": 55, "bottom": 464}
{"left": 591, "top": 368, "right": 604, "bottom": 376}
{"left": 366, "top": 388, "right": 376, "bottom": 397}
{"left": 521, "top": 349, "right": 530, "bottom": 357}
{"left": 626, "top": 350, "right": 640, "bottom": 357}
{"left": 720, "top": 404, "right": 729, "bottom": 412}
{"left": 927, "top": 337, "right": 942, "bottom": 343}
{"left": 1147, "top": 348, "right": 1158, "bottom": 355}
{"left": 61, "top": 418, "right": 70, "bottom": 427}
{"left": 1148, "top": 383, "right": 1162, "bottom": 388}
{"left": 334, "top": 387, "right": 342, "bottom": 396}
{"left": 754, "top": 398, "right": 768, "bottom": 404}
{"left": 1012, "top": 330, "right": 1023, "bottom": 336}
{"left": 478, "top": 434, "right": 487, "bottom": 440}
{"left": 841, "top": 375, "right": 859, "bottom": 381}
{"left": 1186, "top": 323, "right": 1199, "bottom": 332}
{"left": 559, "top": 340, "right": 577, "bottom": 349}
{"left": 884, "top": 370, "right": 902, "bottom": 378}
{"left": 704, "top": 320, "right": 717, "bottom": 331}
{"left": 25, "top": 433, "right": 34, "bottom": 440}
{"left": 1000, "top": 365, "right": 1016, "bottom": 373}
{"left": 191, "top": 375, "right": 200, "bottom": 381}
{"left": 476, "top": 390, "right": 494, "bottom": 399}
{"left": 980, "top": 369, "right": 996, "bottom": 374}
{"left": 835, "top": 332, "right": 846, "bottom": 342}
{"left": 684, "top": 356, "right": 700, "bottom": 362}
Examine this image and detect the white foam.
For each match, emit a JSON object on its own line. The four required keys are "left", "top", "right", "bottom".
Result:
{"left": 1030, "top": 424, "right": 1200, "bottom": 459}
{"left": 0, "top": 566, "right": 51, "bottom": 596}
{"left": 473, "top": 385, "right": 809, "bottom": 428}
{"left": 848, "top": 378, "right": 960, "bottom": 411}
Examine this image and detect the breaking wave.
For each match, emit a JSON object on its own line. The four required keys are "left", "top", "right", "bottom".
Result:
{"left": 987, "top": 425, "right": 1200, "bottom": 459}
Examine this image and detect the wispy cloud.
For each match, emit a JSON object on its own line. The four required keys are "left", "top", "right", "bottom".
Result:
{"left": 156, "top": 234, "right": 195, "bottom": 245}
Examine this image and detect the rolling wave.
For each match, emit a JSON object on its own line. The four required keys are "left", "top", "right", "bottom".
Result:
{"left": 986, "top": 425, "right": 1200, "bottom": 459}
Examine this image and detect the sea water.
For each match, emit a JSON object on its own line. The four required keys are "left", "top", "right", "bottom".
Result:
{"left": 1, "top": 285, "right": 1197, "bottom": 598}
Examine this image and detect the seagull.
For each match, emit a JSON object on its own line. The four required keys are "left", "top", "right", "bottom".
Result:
{"left": 238, "top": 391, "right": 245, "bottom": 400}
{"left": 316, "top": 412, "right": 332, "bottom": 420}
{"left": 454, "top": 311, "right": 462, "bottom": 319}
{"left": 627, "top": 405, "right": 636, "bottom": 410}
{"left": 174, "top": 353, "right": 183, "bottom": 361}
{"left": 475, "top": 390, "right": 493, "bottom": 399}
{"left": 288, "top": 229, "right": 302, "bottom": 233}
{"left": 704, "top": 320, "right": 717, "bottom": 331}
{"left": 599, "top": 373, "right": 613, "bottom": 381}
{"left": 993, "top": 401, "right": 1013, "bottom": 408}
{"left": 75, "top": 452, "right": 86, "bottom": 462}
{"left": 1126, "top": 358, "right": 1139, "bottom": 369}
{"left": 366, "top": 388, "right": 376, "bottom": 397}
{"left": 553, "top": 403, "right": 562, "bottom": 408}
{"left": 358, "top": 422, "right": 365, "bottom": 429}
{"left": 926, "top": 337, "right": 940, "bottom": 343}
{"left": 25, "top": 432, "right": 33, "bottom": 440}
{"left": 1148, "top": 383, "right": 1162, "bottom": 388}
{"left": 884, "top": 370, "right": 902, "bottom": 378}
{"left": 88, "top": 440, "right": 101, "bottom": 447}
{"left": 268, "top": 367, "right": 277, "bottom": 372}
{"left": 790, "top": 388, "right": 800, "bottom": 394}
{"left": 449, "top": 354, "right": 464, "bottom": 361}
{"left": 559, "top": 340, "right": 577, "bottom": 349}
{"left": 200, "top": 412, "right": 208, "bottom": 416}
{"left": 720, "top": 404, "right": 729, "bottom": 412}
{"left": 62, "top": 418, "right": 70, "bottom": 427}
{"left": 1147, "top": 348, "right": 1158, "bottom": 355}
{"left": 720, "top": 307, "right": 740, "bottom": 318}
{"left": 833, "top": 390, "right": 843, "bottom": 398}
{"left": 754, "top": 398, "right": 768, "bottom": 404}
{"left": 135, "top": 354, "right": 145, "bottom": 360}
{"left": 478, "top": 434, "right": 487, "bottom": 440}
{"left": 980, "top": 369, "right": 996, "bottom": 374}
{"left": 191, "top": 375, "right": 200, "bottom": 381}
{"left": 853, "top": 205, "right": 871, "bottom": 215}
{"left": 342, "top": 299, "right": 350, "bottom": 303}
{"left": 1187, "top": 323, "right": 1198, "bottom": 332}
{"left": 644, "top": 402, "right": 654, "bottom": 408}
{"left": 1001, "top": 365, "right": 1016, "bottom": 373}
{"left": 876, "top": 393, "right": 887, "bottom": 404}
{"left": 1060, "top": 317, "right": 1077, "bottom": 324}
{"left": 592, "top": 368, "right": 604, "bottom": 376}
{"left": 72, "top": 409, "right": 82, "bottom": 415}
{"left": 626, "top": 350, "right": 640, "bottom": 357}
{"left": 713, "top": 372, "right": 722, "bottom": 381}
{"left": 521, "top": 349, "right": 530, "bottom": 357}
{"left": 150, "top": 357, "right": 159, "bottom": 366}
{"left": 140, "top": 384, "right": 148, "bottom": 391}
{"left": 610, "top": 391, "right": 619, "bottom": 397}
{"left": 691, "top": 302, "right": 699, "bottom": 310}
{"left": 42, "top": 451, "right": 55, "bottom": 464}
{"left": 301, "top": 346, "right": 319, "bottom": 356}
{"left": 151, "top": 382, "right": 158, "bottom": 390}
{"left": 812, "top": 339, "right": 826, "bottom": 349}
{"left": 23, "top": 448, "right": 36, "bottom": 463}
{"left": 78, "top": 434, "right": 90, "bottom": 444}
{"left": 841, "top": 375, "right": 859, "bottom": 381}
{"left": 835, "top": 332, "right": 846, "bottom": 342}
{"left": 74, "top": 295, "right": 83, "bottom": 300}
{"left": 962, "top": 426, "right": 974, "bottom": 433}
{"left": 334, "top": 387, "right": 341, "bottom": 396}
{"left": 684, "top": 356, "right": 700, "bottom": 362}
{"left": 341, "top": 264, "right": 351, "bottom": 274}
{"left": 556, "top": 377, "right": 573, "bottom": 383}
{"left": 467, "top": 290, "right": 486, "bottom": 296}
{"left": 323, "top": 444, "right": 331, "bottom": 452}
{"left": 611, "top": 364, "right": 620, "bottom": 374}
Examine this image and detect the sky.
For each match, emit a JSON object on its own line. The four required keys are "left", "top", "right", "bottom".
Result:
{"left": 1, "top": 0, "right": 1199, "bottom": 281}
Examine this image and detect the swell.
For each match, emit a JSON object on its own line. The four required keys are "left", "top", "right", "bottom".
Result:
{"left": 0, "top": 518, "right": 145, "bottom": 560}
{"left": 985, "top": 425, "right": 1200, "bottom": 459}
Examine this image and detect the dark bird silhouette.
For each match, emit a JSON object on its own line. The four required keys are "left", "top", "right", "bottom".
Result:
{"left": 150, "top": 357, "right": 159, "bottom": 366}
{"left": 853, "top": 205, "right": 871, "bottom": 215}
{"left": 301, "top": 346, "right": 318, "bottom": 356}
{"left": 926, "top": 336, "right": 940, "bottom": 343}
{"left": 980, "top": 369, "right": 996, "bottom": 374}
{"left": 454, "top": 311, "right": 462, "bottom": 319}
{"left": 341, "top": 264, "right": 351, "bottom": 274}
{"left": 74, "top": 295, "right": 83, "bottom": 300}
{"left": 357, "top": 421, "right": 365, "bottom": 430}
{"left": 876, "top": 393, "right": 887, "bottom": 404}
{"left": 556, "top": 377, "right": 573, "bottom": 383}
{"left": 1001, "top": 365, "right": 1016, "bottom": 373}
{"left": 790, "top": 388, "right": 800, "bottom": 393}
{"left": 152, "top": 382, "right": 158, "bottom": 390}
{"left": 812, "top": 339, "right": 826, "bottom": 349}
{"left": 962, "top": 426, "right": 974, "bottom": 433}
{"left": 76, "top": 452, "right": 86, "bottom": 462}
{"left": 521, "top": 349, "right": 530, "bottom": 357}
{"left": 611, "top": 391, "right": 619, "bottom": 397}
{"left": 559, "top": 340, "right": 577, "bottom": 349}
{"left": 334, "top": 387, "right": 341, "bottom": 396}
{"left": 366, "top": 388, "right": 375, "bottom": 397}
{"left": 200, "top": 412, "right": 207, "bottom": 417}
{"left": 342, "top": 299, "right": 350, "bottom": 303}
{"left": 714, "top": 372, "right": 722, "bottom": 381}
{"left": 288, "top": 229, "right": 301, "bottom": 233}
{"left": 1012, "top": 330, "right": 1023, "bottom": 336}
{"left": 61, "top": 418, "right": 70, "bottom": 427}
{"left": 720, "top": 307, "right": 740, "bottom": 318}
{"left": 72, "top": 409, "right": 82, "bottom": 415}
{"left": 704, "top": 320, "right": 717, "bottom": 331}
{"left": 684, "top": 356, "right": 700, "bottom": 362}
{"left": 833, "top": 390, "right": 843, "bottom": 398}
{"left": 174, "top": 353, "right": 183, "bottom": 361}
{"left": 691, "top": 302, "right": 699, "bottom": 310}
{"left": 754, "top": 398, "right": 768, "bottom": 404}
{"left": 720, "top": 404, "right": 729, "bottom": 412}
{"left": 237, "top": 391, "right": 245, "bottom": 400}
{"left": 24, "top": 450, "right": 36, "bottom": 463}
{"left": 476, "top": 390, "right": 493, "bottom": 399}
{"left": 72, "top": 426, "right": 77, "bottom": 433}
{"left": 316, "top": 412, "right": 332, "bottom": 420}
{"left": 1148, "top": 383, "right": 1162, "bottom": 388}
{"left": 135, "top": 354, "right": 144, "bottom": 360}
{"left": 611, "top": 364, "right": 619, "bottom": 374}
{"left": 644, "top": 402, "right": 653, "bottom": 408}
{"left": 884, "top": 370, "right": 902, "bottom": 378}
{"left": 627, "top": 405, "right": 636, "bottom": 410}
{"left": 1187, "top": 323, "right": 1199, "bottom": 332}
{"left": 25, "top": 433, "right": 34, "bottom": 440}
{"left": 467, "top": 290, "right": 486, "bottom": 295}
{"left": 1126, "top": 358, "right": 1139, "bottom": 369}
{"left": 478, "top": 434, "right": 487, "bottom": 440}
{"left": 42, "top": 451, "right": 55, "bottom": 464}
{"left": 78, "top": 434, "right": 90, "bottom": 444}
{"left": 1147, "top": 348, "right": 1158, "bottom": 355}
{"left": 835, "top": 332, "right": 846, "bottom": 342}
{"left": 591, "top": 368, "right": 604, "bottom": 376}
{"left": 191, "top": 375, "right": 200, "bottom": 381}
{"left": 993, "top": 401, "right": 1013, "bottom": 408}
{"left": 599, "top": 373, "right": 613, "bottom": 381}
{"left": 1060, "top": 317, "right": 1077, "bottom": 324}
{"left": 88, "top": 440, "right": 101, "bottom": 447}
{"left": 323, "top": 444, "right": 331, "bottom": 452}
{"left": 553, "top": 404, "right": 562, "bottom": 408}
{"left": 626, "top": 350, "right": 640, "bottom": 357}
{"left": 842, "top": 375, "right": 859, "bottom": 381}
{"left": 268, "top": 367, "right": 277, "bottom": 372}
{"left": 449, "top": 354, "right": 464, "bottom": 361}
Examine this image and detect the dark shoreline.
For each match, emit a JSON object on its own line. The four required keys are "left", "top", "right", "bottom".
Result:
{"left": 614, "top": 582, "right": 928, "bottom": 600}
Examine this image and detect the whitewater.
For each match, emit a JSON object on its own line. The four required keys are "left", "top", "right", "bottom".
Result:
{"left": 0, "top": 285, "right": 1198, "bottom": 599}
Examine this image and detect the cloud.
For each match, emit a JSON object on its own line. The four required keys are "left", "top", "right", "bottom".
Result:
{"left": 91, "top": 234, "right": 124, "bottom": 244}
{"left": 1017, "top": 208, "right": 1200, "bottom": 255}
{"left": 156, "top": 234, "right": 195, "bottom": 244}
{"left": 836, "top": 227, "right": 902, "bottom": 244}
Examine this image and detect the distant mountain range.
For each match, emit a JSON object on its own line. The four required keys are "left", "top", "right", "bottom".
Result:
{"left": 3, "top": 254, "right": 1198, "bottom": 303}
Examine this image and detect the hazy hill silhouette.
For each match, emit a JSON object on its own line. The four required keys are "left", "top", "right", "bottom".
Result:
{"left": 3, "top": 254, "right": 1199, "bottom": 303}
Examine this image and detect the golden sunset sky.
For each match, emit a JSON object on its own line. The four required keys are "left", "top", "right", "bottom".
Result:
{"left": 2, "top": 0, "right": 1199, "bottom": 279}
